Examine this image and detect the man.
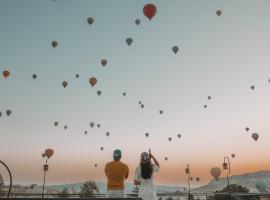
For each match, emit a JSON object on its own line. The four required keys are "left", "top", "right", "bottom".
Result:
{"left": 105, "top": 149, "right": 129, "bottom": 198}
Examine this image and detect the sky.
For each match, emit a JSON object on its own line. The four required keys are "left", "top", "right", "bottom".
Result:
{"left": 1, "top": 0, "right": 270, "bottom": 187}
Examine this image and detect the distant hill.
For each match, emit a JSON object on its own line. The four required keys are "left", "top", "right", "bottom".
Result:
{"left": 193, "top": 170, "right": 270, "bottom": 193}
{"left": 47, "top": 182, "right": 182, "bottom": 194}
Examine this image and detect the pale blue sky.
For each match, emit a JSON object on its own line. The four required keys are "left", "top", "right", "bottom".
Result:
{"left": 1, "top": 0, "right": 270, "bottom": 186}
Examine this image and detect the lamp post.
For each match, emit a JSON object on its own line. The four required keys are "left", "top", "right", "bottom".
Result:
{"left": 41, "top": 149, "right": 54, "bottom": 199}
{"left": 42, "top": 158, "right": 49, "bottom": 199}
{"left": 0, "top": 160, "right": 12, "bottom": 198}
{"left": 185, "top": 164, "right": 191, "bottom": 200}
{"left": 222, "top": 156, "right": 231, "bottom": 188}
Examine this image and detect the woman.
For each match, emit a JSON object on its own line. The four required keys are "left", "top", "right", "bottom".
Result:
{"left": 134, "top": 150, "right": 160, "bottom": 200}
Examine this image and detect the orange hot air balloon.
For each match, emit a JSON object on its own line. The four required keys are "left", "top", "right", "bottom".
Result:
{"left": 3, "top": 70, "right": 10, "bottom": 79}
{"left": 45, "top": 148, "right": 54, "bottom": 159}
{"left": 210, "top": 167, "right": 221, "bottom": 180}
{"left": 89, "top": 77, "right": 97, "bottom": 87}
{"left": 143, "top": 4, "right": 157, "bottom": 20}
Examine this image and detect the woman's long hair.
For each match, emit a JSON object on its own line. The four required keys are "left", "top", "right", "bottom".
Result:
{"left": 140, "top": 161, "right": 153, "bottom": 179}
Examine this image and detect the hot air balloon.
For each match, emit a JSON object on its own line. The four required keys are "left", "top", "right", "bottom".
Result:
{"left": 84, "top": 131, "right": 88, "bottom": 135}
{"left": 0, "top": 112, "right": 2, "bottom": 118}
{"left": 64, "top": 125, "right": 67, "bottom": 130}
{"left": 231, "top": 154, "right": 235, "bottom": 158}
{"left": 164, "top": 157, "right": 168, "bottom": 161}
{"left": 62, "top": 81, "right": 68, "bottom": 88}
{"left": 145, "top": 133, "right": 149, "bottom": 138}
{"left": 101, "top": 59, "right": 107, "bottom": 67}
{"left": 97, "top": 124, "right": 100, "bottom": 128}
{"left": 143, "top": 4, "right": 157, "bottom": 20}
{"left": 245, "top": 127, "right": 249, "bottom": 132}
{"left": 94, "top": 164, "right": 98, "bottom": 167}
{"left": 123, "top": 92, "right": 126, "bottom": 96}
{"left": 177, "top": 134, "right": 181, "bottom": 138}
{"left": 210, "top": 167, "right": 221, "bottom": 180}
{"left": 51, "top": 41, "right": 58, "bottom": 48}
{"left": 255, "top": 181, "right": 268, "bottom": 193}
{"left": 216, "top": 10, "right": 222, "bottom": 16}
{"left": 87, "top": 17, "right": 94, "bottom": 25}
{"left": 196, "top": 177, "right": 200, "bottom": 182}
{"left": 75, "top": 74, "right": 79, "bottom": 79}
{"left": 252, "top": 133, "right": 259, "bottom": 141}
{"left": 126, "top": 38, "right": 133, "bottom": 46}
{"left": 42, "top": 153, "right": 46, "bottom": 158}
{"left": 190, "top": 177, "right": 193, "bottom": 181}
{"left": 141, "top": 104, "right": 144, "bottom": 109}
{"left": 159, "top": 110, "right": 163, "bottom": 114}
{"left": 251, "top": 85, "right": 255, "bottom": 90}
{"left": 97, "top": 90, "right": 102, "bottom": 96}
{"left": 204, "top": 105, "right": 207, "bottom": 109}
{"left": 168, "top": 137, "right": 172, "bottom": 142}
{"left": 45, "top": 148, "right": 54, "bottom": 159}
{"left": 138, "top": 101, "right": 142, "bottom": 104}
{"left": 100, "top": 147, "right": 104, "bottom": 151}
{"left": 54, "top": 121, "right": 58, "bottom": 127}
{"left": 3, "top": 70, "right": 10, "bottom": 79}
{"left": 208, "top": 96, "right": 211, "bottom": 100}
{"left": 135, "top": 19, "right": 140, "bottom": 26}
{"left": 6, "top": 110, "right": 11, "bottom": 116}
{"left": 32, "top": 74, "right": 37, "bottom": 79}
{"left": 89, "top": 77, "right": 97, "bottom": 87}
{"left": 90, "top": 122, "right": 94, "bottom": 128}
{"left": 106, "top": 132, "right": 110, "bottom": 137}
{"left": 172, "top": 46, "right": 179, "bottom": 54}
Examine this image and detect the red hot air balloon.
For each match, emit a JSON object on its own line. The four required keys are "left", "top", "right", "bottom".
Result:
{"left": 143, "top": 4, "right": 157, "bottom": 20}
{"left": 45, "top": 148, "right": 54, "bottom": 159}
{"left": 3, "top": 70, "right": 10, "bottom": 79}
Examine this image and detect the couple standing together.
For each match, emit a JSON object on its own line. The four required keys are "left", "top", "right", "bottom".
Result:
{"left": 105, "top": 149, "right": 160, "bottom": 200}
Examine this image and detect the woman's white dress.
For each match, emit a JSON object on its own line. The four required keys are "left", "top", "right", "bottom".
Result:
{"left": 134, "top": 165, "right": 160, "bottom": 200}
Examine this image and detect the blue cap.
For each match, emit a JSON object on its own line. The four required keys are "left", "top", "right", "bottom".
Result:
{"left": 113, "top": 149, "right": 122, "bottom": 159}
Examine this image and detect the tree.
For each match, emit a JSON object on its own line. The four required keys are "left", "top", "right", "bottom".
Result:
{"left": 207, "top": 184, "right": 260, "bottom": 200}
{"left": 80, "top": 181, "right": 99, "bottom": 197}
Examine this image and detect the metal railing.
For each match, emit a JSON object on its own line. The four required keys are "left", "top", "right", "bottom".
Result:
{"left": 2, "top": 192, "right": 270, "bottom": 199}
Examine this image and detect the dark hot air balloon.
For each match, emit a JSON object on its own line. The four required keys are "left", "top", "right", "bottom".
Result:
{"left": 32, "top": 74, "right": 37, "bottom": 79}
{"left": 216, "top": 10, "right": 222, "bottom": 16}
{"left": 62, "top": 81, "right": 68, "bottom": 88}
{"left": 126, "top": 38, "right": 133, "bottom": 46}
{"left": 172, "top": 46, "right": 179, "bottom": 54}
{"left": 90, "top": 122, "right": 94, "bottom": 128}
{"left": 101, "top": 59, "right": 107, "bottom": 67}
{"left": 135, "top": 19, "right": 140, "bottom": 26}
{"left": 6, "top": 110, "right": 11, "bottom": 116}
{"left": 51, "top": 41, "right": 58, "bottom": 48}
{"left": 87, "top": 17, "right": 94, "bottom": 25}
{"left": 145, "top": 133, "right": 149, "bottom": 137}
{"left": 97, "top": 90, "right": 102, "bottom": 96}
{"left": 252, "top": 133, "right": 259, "bottom": 141}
